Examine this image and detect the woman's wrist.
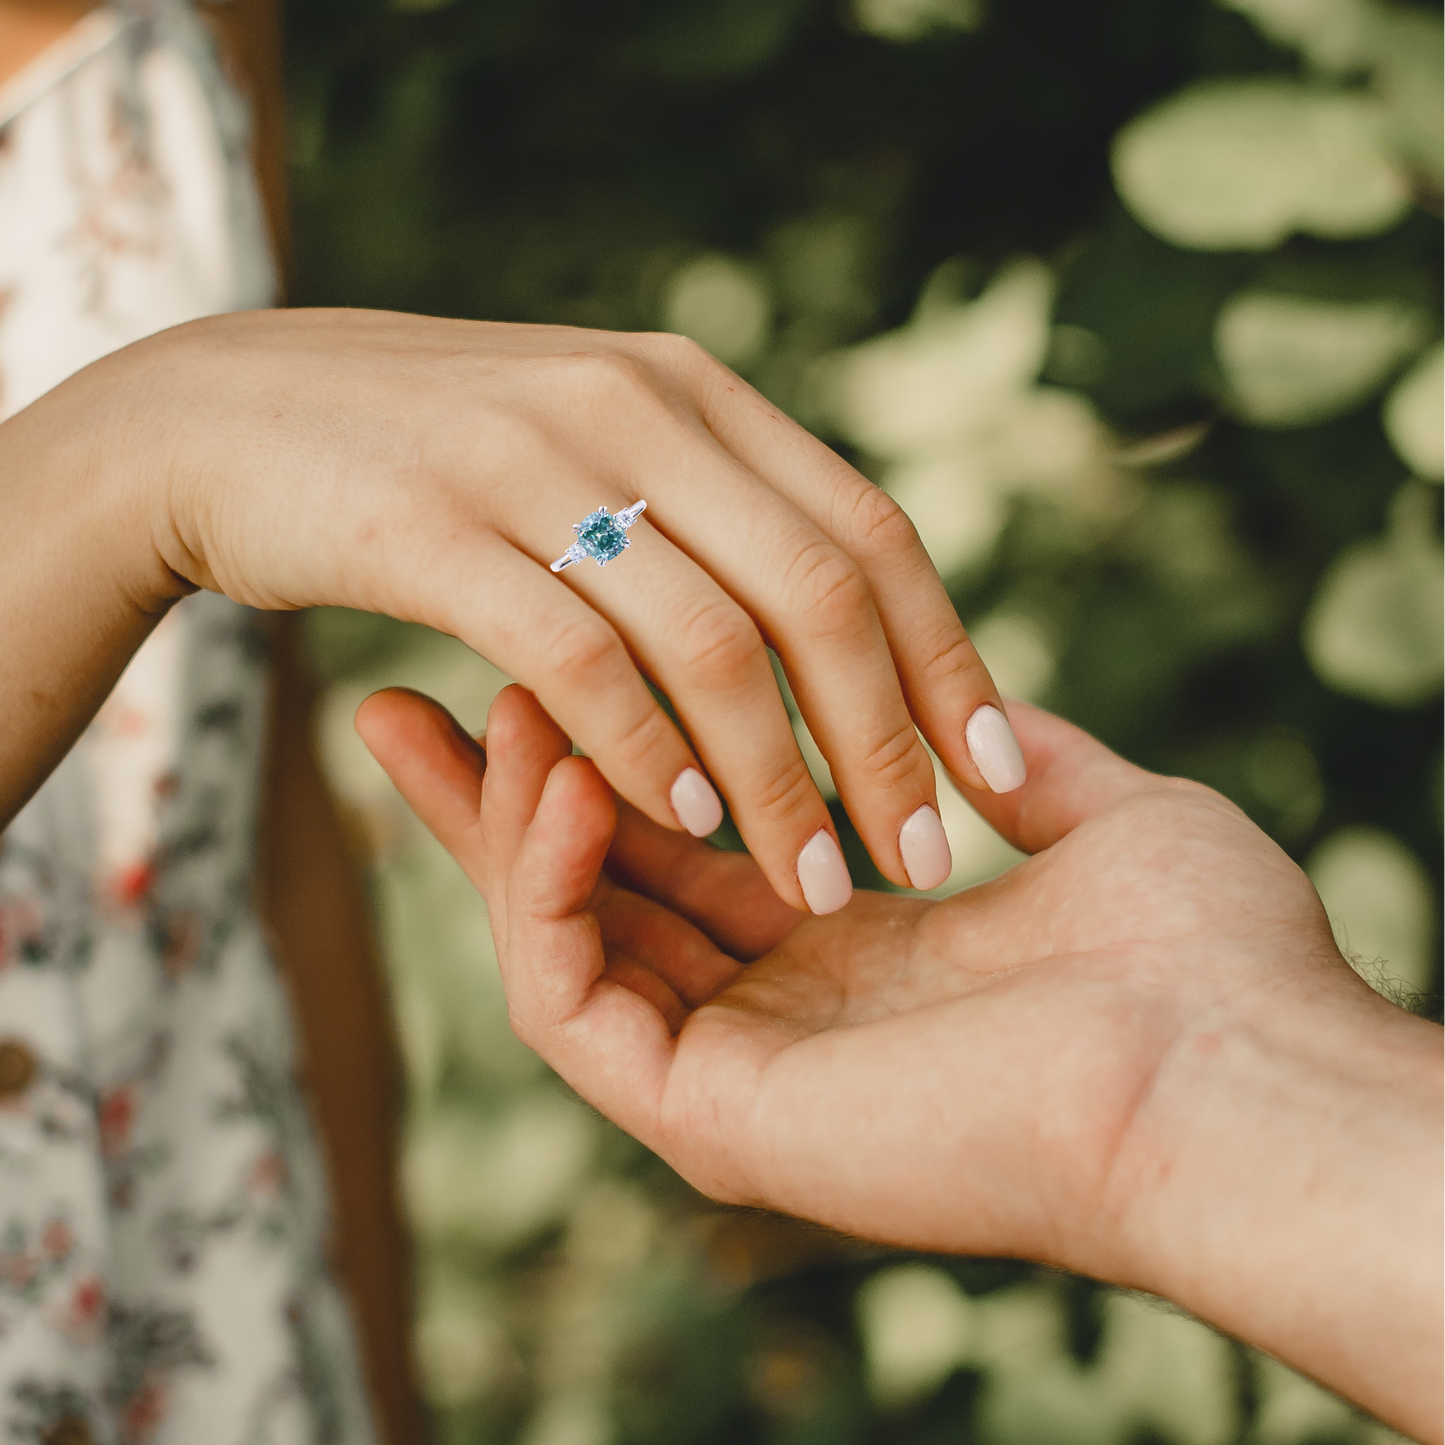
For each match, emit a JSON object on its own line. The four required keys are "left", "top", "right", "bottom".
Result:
{"left": 38, "top": 332, "right": 205, "bottom": 609}
{"left": 1105, "top": 959, "right": 1442, "bottom": 1438}
{"left": 4, "top": 338, "right": 196, "bottom": 610}
{"left": 0, "top": 356, "right": 189, "bottom": 823}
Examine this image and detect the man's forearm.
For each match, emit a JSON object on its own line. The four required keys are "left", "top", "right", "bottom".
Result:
{"left": 1115, "top": 970, "right": 1443, "bottom": 1440}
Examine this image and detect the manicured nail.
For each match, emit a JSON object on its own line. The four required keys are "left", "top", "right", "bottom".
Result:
{"left": 670, "top": 768, "right": 724, "bottom": 837}
{"left": 796, "top": 829, "right": 852, "bottom": 915}
{"left": 899, "top": 804, "right": 952, "bottom": 891}
{"left": 965, "top": 704, "right": 1026, "bottom": 793}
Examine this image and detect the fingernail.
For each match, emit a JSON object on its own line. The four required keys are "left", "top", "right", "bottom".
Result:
{"left": 670, "top": 767, "right": 724, "bottom": 838}
{"left": 965, "top": 704, "right": 1026, "bottom": 793}
{"left": 899, "top": 804, "right": 952, "bottom": 891}
{"left": 796, "top": 829, "right": 852, "bottom": 915}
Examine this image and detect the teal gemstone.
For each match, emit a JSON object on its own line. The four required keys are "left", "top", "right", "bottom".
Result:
{"left": 575, "top": 509, "right": 629, "bottom": 565}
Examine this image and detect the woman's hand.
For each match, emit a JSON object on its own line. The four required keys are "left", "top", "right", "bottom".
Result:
{"left": 5, "top": 308, "right": 1021, "bottom": 909}
{"left": 357, "top": 683, "right": 1443, "bottom": 1442}
{"left": 352, "top": 683, "right": 1372, "bottom": 1257}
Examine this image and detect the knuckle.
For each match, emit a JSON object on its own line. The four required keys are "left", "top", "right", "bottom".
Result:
{"left": 550, "top": 348, "right": 652, "bottom": 405}
{"left": 857, "top": 720, "right": 928, "bottom": 790}
{"left": 788, "top": 540, "right": 872, "bottom": 637}
{"left": 542, "top": 612, "right": 626, "bottom": 687}
{"left": 674, "top": 597, "right": 766, "bottom": 689}
{"left": 603, "top": 702, "right": 677, "bottom": 777}
{"left": 920, "top": 622, "right": 989, "bottom": 690}
{"left": 749, "top": 752, "right": 819, "bottom": 826}
{"left": 643, "top": 330, "right": 711, "bottom": 374}
{"left": 841, "top": 483, "right": 919, "bottom": 560}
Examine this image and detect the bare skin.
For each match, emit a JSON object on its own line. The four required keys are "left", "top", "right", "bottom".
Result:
{"left": 358, "top": 683, "right": 1444, "bottom": 1444}
{"left": 0, "top": 0, "right": 1016, "bottom": 922}
{"left": 0, "top": 307, "right": 1016, "bottom": 913}
{"left": 0, "top": 6, "right": 1017, "bottom": 1438}
{"left": 0, "top": 0, "right": 93, "bottom": 85}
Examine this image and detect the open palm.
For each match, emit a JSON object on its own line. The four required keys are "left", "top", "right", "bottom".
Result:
{"left": 358, "top": 683, "right": 1360, "bottom": 1284}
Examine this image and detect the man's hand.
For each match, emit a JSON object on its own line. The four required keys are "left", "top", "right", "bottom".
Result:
{"left": 358, "top": 684, "right": 1442, "bottom": 1441}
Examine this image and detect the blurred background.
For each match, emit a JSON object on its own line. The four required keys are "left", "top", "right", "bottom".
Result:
{"left": 280, "top": 0, "right": 1442, "bottom": 1439}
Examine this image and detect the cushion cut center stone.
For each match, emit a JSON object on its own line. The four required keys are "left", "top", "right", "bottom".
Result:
{"left": 576, "top": 511, "right": 628, "bottom": 564}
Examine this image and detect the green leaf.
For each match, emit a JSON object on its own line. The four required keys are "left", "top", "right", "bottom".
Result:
{"left": 1113, "top": 79, "right": 1412, "bottom": 250}
{"left": 1215, "top": 290, "right": 1429, "bottom": 426}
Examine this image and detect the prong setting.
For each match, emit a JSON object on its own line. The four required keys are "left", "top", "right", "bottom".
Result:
{"left": 550, "top": 500, "right": 648, "bottom": 572}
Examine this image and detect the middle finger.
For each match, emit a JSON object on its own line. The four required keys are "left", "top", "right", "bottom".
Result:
{"left": 598, "top": 430, "right": 951, "bottom": 894}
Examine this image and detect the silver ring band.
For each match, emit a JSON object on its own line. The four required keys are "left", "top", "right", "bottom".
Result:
{"left": 550, "top": 499, "right": 648, "bottom": 572}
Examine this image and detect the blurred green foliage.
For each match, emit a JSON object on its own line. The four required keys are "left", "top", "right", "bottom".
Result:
{"left": 286, "top": 0, "right": 1442, "bottom": 1440}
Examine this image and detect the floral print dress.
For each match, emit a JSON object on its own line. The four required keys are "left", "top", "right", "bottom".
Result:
{"left": 0, "top": 5, "right": 377, "bottom": 1442}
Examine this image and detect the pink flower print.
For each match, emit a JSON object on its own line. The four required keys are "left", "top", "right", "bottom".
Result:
{"left": 110, "top": 860, "right": 157, "bottom": 910}
{"left": 40, "top": 1218, "right": 74, "bottom": 1261}
{"left": 106, "top": 93, "right": 165, "bottom": 209}
{"left": 247, "top": 1149, "right": 287, "bottom": 1201}
{"left": 53, "top": 1273, "right": 107, "bottom": 1345}
{"left": 101, "top": 701, "right": 152, "bottom": 739}
{"left": 98, "top": 1086, "right": 136, "bottom": 1157}
{"left": 63, "top": 93, "right": 167, "bottom": 317}
{"left": 123, "top": 1380, "right": 167, "bottom": 1444}
{"left": 71, "top": 1276, "right": 104, "bottom": 1320}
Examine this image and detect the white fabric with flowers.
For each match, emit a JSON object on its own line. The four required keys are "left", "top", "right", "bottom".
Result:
{"left": 0, "top": 3, "right": 375, "bottom": 1441}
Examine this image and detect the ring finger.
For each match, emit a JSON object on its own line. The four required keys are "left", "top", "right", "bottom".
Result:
{"left": 519, "top": 495, "right": 853, "bottom": 915}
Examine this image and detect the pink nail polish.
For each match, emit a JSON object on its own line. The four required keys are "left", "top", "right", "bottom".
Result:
{"left": 965, "top": 704, "right": 1026, "bottom": 793}
{"left": 670, "top": 767, "right": 724, "bottom": 837}
{"left": 796, "top": 829, "right": 852, "bottom": 915}
{"left": 899, "top": 804, "right": 951, "bottom": 891}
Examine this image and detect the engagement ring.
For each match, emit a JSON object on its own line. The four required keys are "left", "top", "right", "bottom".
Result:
{"left": 550, "top": 500, "right": 648, "bottom": 572}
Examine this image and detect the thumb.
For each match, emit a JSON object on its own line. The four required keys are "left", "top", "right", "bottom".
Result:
{"left": 966, "top": 701, "right": 1164, "bottom": 854}
{"left": 504, "top": 756, "right": 675, "bottom": 1142}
